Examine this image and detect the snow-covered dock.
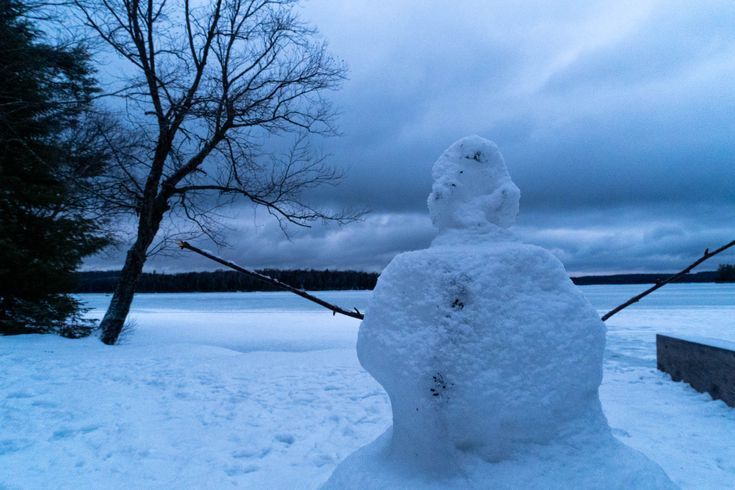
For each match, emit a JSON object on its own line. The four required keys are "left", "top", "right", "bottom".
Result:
{"left": 657, "top": 334, "right": 735, "bottom": 407}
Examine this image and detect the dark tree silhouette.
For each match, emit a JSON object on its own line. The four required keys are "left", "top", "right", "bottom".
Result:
{"left": 0, "top": 0, "right": 110, "bottom": 337}
{"left": 71, "top": 0, "right": 351, "bottom": 344}
{"left": 717, "top": 264, "right": 735, "bottom": 283}
{"left": 75, "top": 269, "right": 379, "bottom": 293}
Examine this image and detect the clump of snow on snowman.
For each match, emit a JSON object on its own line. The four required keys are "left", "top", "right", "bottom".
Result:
{"left": 427, "top": 135, "right": 519, "bottom": 230}
{"left": 323, "top": 136, "right": 676, "bottom": 489}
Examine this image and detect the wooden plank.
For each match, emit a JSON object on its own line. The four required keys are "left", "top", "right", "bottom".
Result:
{"left": 656, "top": 334, "right": 735, "bottom": 407}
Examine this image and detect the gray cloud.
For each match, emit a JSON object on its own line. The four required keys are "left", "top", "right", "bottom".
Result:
{"left": 87, "top": 0, "right": 735, "bottom": 274}
{"left": 84, "top": 200, "right": 735, "bottom": 275}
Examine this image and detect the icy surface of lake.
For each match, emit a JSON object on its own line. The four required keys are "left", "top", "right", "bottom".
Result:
{"left": 79, "top": 284, "right": 735, "bottom": 356}
{"left": 81, "top": 290, "right": 373, "bottom": 314}
{"left": 80, "top": 282, "right": 735, "bottom": 316}
{"left": 1, "top": 284, "right": 734, "bottom": 489}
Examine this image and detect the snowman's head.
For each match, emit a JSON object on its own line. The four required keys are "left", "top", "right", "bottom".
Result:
{"left": 427, "top": 136, "right": 520, "bottom": 231}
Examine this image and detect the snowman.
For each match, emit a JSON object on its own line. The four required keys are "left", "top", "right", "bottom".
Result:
{"left": 323, "top": 136, "right": 676, "bottom": 489}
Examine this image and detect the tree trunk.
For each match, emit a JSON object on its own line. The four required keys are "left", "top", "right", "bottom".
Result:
{"left": 98, "top": 239, "right": 148, "bottom": 344}
{"left": 99, "top": 205, "right": 165, "bottom": 345}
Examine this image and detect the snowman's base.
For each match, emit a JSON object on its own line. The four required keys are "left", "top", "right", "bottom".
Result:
{"left": 323, "top": 425, "right": 676, "bottom": 489}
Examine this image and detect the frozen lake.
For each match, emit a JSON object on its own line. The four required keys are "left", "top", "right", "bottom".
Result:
{"left": 78, "top": 283, "right": 735, "bottom": 353}
{"left": 79, "top": 282, "right": 735, "bottom": 314}
{"left": 2, "top": 283, "right": 733, "bottom": 488}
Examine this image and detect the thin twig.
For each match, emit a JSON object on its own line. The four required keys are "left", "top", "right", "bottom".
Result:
{"left": 602, "top": 239, "right": 735, "bottom": 321}
{"left": 178, "top": 241, "right": 364, "bottom": 320}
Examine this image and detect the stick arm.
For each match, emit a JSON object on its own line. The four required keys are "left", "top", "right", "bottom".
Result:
{"left": 178, "top": 241, "right": 364, "bottom": 320}
{"left": 602, "top": 239, "right": 735, "bottom": 321}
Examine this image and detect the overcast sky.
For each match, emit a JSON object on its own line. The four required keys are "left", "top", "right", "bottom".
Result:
{"left": 86, "top": 0, "right": 735, "bottom": 274}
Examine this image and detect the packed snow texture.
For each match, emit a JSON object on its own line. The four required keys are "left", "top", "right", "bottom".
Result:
{"left": 2, "top": 286, "right": 735, "bottom": 488}
{"left": 324, "top": 136, "right": 675, "bottom": 489}
{"left": 427, "top": 135, "right": 520, "bottom": 230}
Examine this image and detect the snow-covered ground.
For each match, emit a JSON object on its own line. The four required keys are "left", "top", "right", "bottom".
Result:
{"left": 1, "top": 284, "right": 733, "bottom": 489}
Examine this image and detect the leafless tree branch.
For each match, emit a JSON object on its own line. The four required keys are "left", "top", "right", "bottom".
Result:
{"left": 69, "top": 0, "right": 352, "bottom": 344}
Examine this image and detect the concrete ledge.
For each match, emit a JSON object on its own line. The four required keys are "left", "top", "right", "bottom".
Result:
{"left": 656, "top": 334, "right": 735, "bottom": 408}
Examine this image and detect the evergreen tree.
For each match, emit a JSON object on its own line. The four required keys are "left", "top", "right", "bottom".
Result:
{"left": 0, "top": 1, "right": 109, "bottom": 337}
{"left": 717, "top": 264, "right": 735, "bottom": 283}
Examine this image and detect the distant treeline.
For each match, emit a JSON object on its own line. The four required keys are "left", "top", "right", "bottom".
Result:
{"left": 717, "top": 264, "right": 735, "bottom": 282}
{"left": 573, "top": 264, "right": 735, "bottom": 285}
{"left": 73, "top": 265, "right": 734, "bottom": 293}
{"left": 74, "top": 269, "right": 379, "bottom": 293}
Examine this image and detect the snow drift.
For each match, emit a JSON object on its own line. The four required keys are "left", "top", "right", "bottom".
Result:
{"left": 323, "top": 136, "right": 676, "bottom": 489}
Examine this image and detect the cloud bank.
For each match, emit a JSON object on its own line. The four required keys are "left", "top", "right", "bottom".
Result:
{"left": 87, "top": 0, "right": 735, "bottom": 273}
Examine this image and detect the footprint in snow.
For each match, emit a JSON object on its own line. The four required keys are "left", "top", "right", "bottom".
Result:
{"left": 50, "top": 425, "right": 99, "bottom": 440}
{"left": 312, "top": 453, "right": 336, "bottom": 467}
{"left": 611, "top": 428, "right": 631, "bottom": 438}
{"left": 232, "top": 447, "right": 271, "bottom": 459}
{"left": 0, "top": 439, "right": 33, "bottom": 454}
{"left": 31, "top": 400, "right": 58, "bottom": 409}
{"left": 225, "top": 464, "right": 259, "bottom": 476}
{"left": 274, "top": 433, "right": 295, "bottom": 446}
{"left": 6, "top": 391, "right": 34, "bottom": 399}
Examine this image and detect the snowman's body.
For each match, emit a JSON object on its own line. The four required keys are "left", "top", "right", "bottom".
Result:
{"left": 323, "top": 137, "right": 675, "bottom": 489}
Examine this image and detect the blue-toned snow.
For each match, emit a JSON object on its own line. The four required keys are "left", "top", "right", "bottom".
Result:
{"left": 1, "top": 284, "right": 734, "bottom": 488}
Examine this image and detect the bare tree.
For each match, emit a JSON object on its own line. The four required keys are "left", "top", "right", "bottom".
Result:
{"left": 71, "top": 0, "right": 350, "bottom": 344}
